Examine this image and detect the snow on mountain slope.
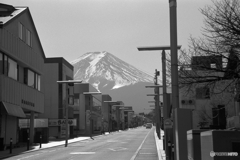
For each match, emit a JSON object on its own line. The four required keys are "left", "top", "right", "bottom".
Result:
{"left": 71, "top": 51, "right": 155, "bottom": 91}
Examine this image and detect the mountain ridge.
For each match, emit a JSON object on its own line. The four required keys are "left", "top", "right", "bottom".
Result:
{"left": 71, "top": 51, "right": 156, "bottom": 91}
{"left": 71, "top": 51, "right": 159, "bottom": 113}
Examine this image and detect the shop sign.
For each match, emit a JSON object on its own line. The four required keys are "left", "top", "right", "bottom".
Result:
{"left": 48, "top": 119, "right": 76, "bottom": 126}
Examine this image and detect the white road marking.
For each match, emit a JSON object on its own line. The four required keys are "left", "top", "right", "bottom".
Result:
{"left": 107, "top": 140, "right": 119, "bottom": 143}
{"left": 17, "top": 154, "right": 40, "bottom": 160}
{"left": 70, "top": 152, "right": 95, "bottom": 154}
{"left": 139, "top": 153, "right": 157, "bottom": 155}
{"left": 107, "top": 139, "right": 127, "bottom": 143}
{"left": 130, "top": 128, "right": 152, "bottom": 160}
{"left": 48, "top": 149, "right": 56, "bottom": 152}
{"left": 108, "top": 147, "right": 127, "bottom": 151}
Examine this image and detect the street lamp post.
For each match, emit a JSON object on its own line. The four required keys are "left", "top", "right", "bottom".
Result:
{"left": 138, "top": 45, "right": 181, "bottom": 160}
{"left": 57, "top": 80, "right": 82, "bottom": 147}
{"left": 146, "top": 82, "right": 162, "bottom": 139}
{"left": 169, "top": 0, "right": 179, "bottom": 110}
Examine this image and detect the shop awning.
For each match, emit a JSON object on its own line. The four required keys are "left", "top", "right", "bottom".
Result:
{"left": 2, "top": 102, "right": 26, "bottom": 118}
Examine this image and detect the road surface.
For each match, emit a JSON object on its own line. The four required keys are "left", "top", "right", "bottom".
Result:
{"left": 4, "top": 127, "right": 159, "bottom": 160}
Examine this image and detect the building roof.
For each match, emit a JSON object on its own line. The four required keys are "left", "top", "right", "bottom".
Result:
{"left": 0, "top": 3, "right": 46, "bottom": 60}
{"left": 0, "top": 3, "right": 26, "bottom": 26}
{"left": 45, "top": 57, "right": 74, "bottom": 70}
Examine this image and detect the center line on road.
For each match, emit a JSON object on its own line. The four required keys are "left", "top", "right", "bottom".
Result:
{"left": 130, "top": 128, "right": 153, "bottom": 160}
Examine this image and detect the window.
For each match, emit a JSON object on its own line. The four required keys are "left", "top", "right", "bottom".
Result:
{"left": 0, "top": 53, "right": 19, "bottom": 80}
{"left": 26, "top": 29, "right": 31, "bottom": 46}
{"left": 8, "top": 58, "right": 18, "bottom": 80}
{"left": 19, "top": 22, "right": 32, "bottom": 46}
{"left": 4, "top": 55, "right": 8, "bottom": 75}
{"left": 0, "top": 53, "right": 3, "bottom": 74}
{"left": 211, "top": 63, "right": 216, "bottom": 68}
{"left": 27, "top": 70, "right": 34, "bottom": 88}
{"left": 18, "top": 23, "right": 23, "bottom": 40}
{"left": 35, "top": 74, "right": 41, "bottom": 91}
{"left": 24, "top": 68, "right": 41, "bottom": 91}
{"left": 196, "top": 87, "right": 210, "bottom": 99}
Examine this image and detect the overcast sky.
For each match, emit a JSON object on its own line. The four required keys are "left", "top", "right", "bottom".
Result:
{"left": 2, "top": 0, "right": 212, "bottom": 76}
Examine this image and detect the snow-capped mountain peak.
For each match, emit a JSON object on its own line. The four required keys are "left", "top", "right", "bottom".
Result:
{"left": 71, "top": 51, "right": 155, "bottom": 91}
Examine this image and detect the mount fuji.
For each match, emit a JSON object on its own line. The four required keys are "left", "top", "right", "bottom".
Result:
{"left": 71, "top": 51, "right": 160, "bottom": 113}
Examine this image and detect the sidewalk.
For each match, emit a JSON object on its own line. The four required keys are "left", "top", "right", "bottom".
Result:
{"left": 154, "top": 129, "right": 166, "bottom": 160}
{"left": 0, "top": 132, "right": 111, "bottom": 159}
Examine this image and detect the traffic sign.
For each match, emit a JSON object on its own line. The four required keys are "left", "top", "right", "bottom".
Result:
{"left": 164, "top": 118, "right": 173, "bottom": 129}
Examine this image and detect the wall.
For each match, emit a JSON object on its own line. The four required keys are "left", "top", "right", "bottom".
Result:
{"left": 0, "top": 9, "right": 44, "bottom": 76}
{"left": 179, "top": 79, "right": 236, "bottom": 129}
{"left": 0, "top": 75, "right": 44, "bottom": 113}
{"left": 102, "top": 95, "right": 111, "bottom": 124}
{"left": 40, "top": 63, "right": 59, "bottom": 118}
{"left": 1, "top": 115, "right": 18, "bottom": 145}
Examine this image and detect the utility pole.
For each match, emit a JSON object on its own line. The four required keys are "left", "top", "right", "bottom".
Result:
{"left": 154, "top": 69, "right": 161, "bottom": 139}
{"left": 138, "top": 46, "right": 181, "bottom": 160}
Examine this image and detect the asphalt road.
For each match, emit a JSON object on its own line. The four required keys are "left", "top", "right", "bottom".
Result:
{"left": 4, "top": 127, "right": 158, "bottom": 160}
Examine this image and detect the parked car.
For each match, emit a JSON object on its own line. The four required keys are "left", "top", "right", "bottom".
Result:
{"left": 146, "top": 123, "right": 152, "bottom": 129}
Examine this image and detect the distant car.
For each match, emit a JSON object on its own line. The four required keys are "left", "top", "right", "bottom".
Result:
{"left": 146, "top": 123, "right": 152, "bottom": 129}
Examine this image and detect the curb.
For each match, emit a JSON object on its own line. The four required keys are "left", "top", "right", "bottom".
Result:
{"left": 154, "top": 129, "right": 164, "bottom": 160}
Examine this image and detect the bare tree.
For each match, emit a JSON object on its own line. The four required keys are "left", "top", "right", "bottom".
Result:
{"left": 173, "top": 0, "right": 240, "bottom": 95}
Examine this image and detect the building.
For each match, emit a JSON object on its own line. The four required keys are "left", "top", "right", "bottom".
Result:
{"left": 179, "top": 55, "right": 236, "bottom": 129}
{"left": 73, "top": 83, "right": 102, "bottom": 136}
{"left": 38, "top": 57, "right": 75, "bottom": 139}
{"left": 110, "top": 101, "right": 124, "bottom": 131}
{"left": 0, "top": 3, "right": 45, "bottom": 147}
{"left": 123, "top": 106, "right": 133, "bottom": 129}
{"left": 102, "top": 94, "right": 112, "bottom": 132}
